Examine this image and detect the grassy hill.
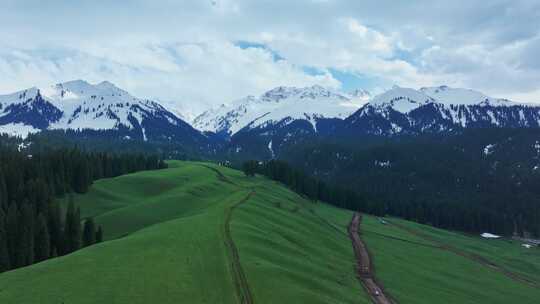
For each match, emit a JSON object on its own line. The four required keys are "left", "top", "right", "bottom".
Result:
{"left": 361, "top": 215, "right": 540, "bottom": 303}
{"left": 0, "top": 161, "right": 538, "bottom": 303}
{"left": 0, "top": 161, "right": 367, "bottom": 304}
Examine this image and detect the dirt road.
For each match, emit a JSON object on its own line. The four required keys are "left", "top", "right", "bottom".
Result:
{"left": 224, "top": 191, "right": 255, "bottom": 304}
{"left": 348, "top": 213, "right": 395, "bottom": 304}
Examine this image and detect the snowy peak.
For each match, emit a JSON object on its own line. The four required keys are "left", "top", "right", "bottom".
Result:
{"left": 0, "top": 80, "right": 202, "bottom": 142}
{"left": 366, "top": 85, "right": 523, "bottom": 114}
{"left": 347, "top": 85, "right": 540, "bottom": 136}
{"left": 419, "top": 85, "right": 514, "bottom": 106}
{"left": 0, "top": 87, "right": 41, "bottom": 106}
{"left": 192, "top": 85, "right": 367, "bottom": 135}
{"left": 348, "top": 89, "right": 371, "bottom": 99}
{"left": 369, "top": 87, "right": 435, "bottom": 113}
{"left": 259, "top": 85, "right": 348, "bottom": 103}
{"left": 44, "top": 80, "right": 130, "bottom": 103}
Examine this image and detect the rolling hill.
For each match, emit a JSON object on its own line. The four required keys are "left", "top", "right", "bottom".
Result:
{"left": 0, "top": 161, "right": 366, "bottom": 304}
{"left": 0, "top": 162, "right": 538, "bottom": 303}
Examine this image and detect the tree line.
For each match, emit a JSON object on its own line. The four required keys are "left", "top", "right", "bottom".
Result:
{"left": 0, "top": 147, "right": 167, "bottom": 273}
{"left": 280, "top": 128, "right": 540, "bottom": 237}
{"left": 243, "top": 160, "right": 383, "bottom": 215}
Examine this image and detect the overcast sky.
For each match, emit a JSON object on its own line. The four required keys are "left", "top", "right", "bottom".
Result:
{"left": 1, "top": 0, "right": 540, "bottom": 116}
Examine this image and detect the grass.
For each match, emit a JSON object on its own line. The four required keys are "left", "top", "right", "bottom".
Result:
{"left": 391, "top": 217, "right": 540, "bottom": 283}
{"left": 0, "top": 161, "right": 367, "bottom": 304}
{"left": 360, "top": 215, "right": 540, "bottom": 304}
{"left": 1, "top": 161, "right": 538, "bottom": 303}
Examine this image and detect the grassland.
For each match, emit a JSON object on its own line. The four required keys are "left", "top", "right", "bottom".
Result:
{"left": 0, "top": 161, "right": 367, "bottom": 304}
{"left": 0, "top": 161, "right": 538, "bottom": 303}
{"left": 391, "top": 217, "right": 540, "bottom": 283}
{"left": 359, "top": 215, "right": 540, "bottom": 304}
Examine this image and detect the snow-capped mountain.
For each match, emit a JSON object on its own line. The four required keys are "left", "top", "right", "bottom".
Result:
{"left": 222, "top": 84, "right": 540, "bottom": 160}
{"left": 343, "top": 85, "right": 540, "bottom": 136}
{"left": 346, "top": 88, "right": 371, "bottom": 103}
{"left": 0, "top": 80, "right": 206, "bottom": 146}
{"left": 193, "top": 85, "right": 367, "bottom": 136}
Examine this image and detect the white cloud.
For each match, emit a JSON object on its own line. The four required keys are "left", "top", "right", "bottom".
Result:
{"left": 1, "top": 0, "right": 540, "bottom": 116}
{"left": 0, "top": 41, "right": 340, "bottom": 117}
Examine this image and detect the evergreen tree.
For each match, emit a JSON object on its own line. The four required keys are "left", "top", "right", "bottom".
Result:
{"left": 64, "top": 198, "right": 81, "bottom": 253}
{"left": 17, "top": 203, "right": 35, "bottom": 266}
{"left": 82, "top": 218, "right": 96, "bottom": 247}
{"left": 73, "top": 157, "right": 91, "bottom": 193}
{"left": 48, "top": 201, "right": 64, "bottom": 256}
{"left": 0, "top": 209, "right": 10, "bottom": 272}
{"left": 0, "top": 169, "right": 7, "bottom": 211}
{"left": 51, "top": 247, "right": 58, "bottom": 258}
{"left": 6, "top": 204, "right": 18, "bottom": 267}
{"left": 96, "top": 226, "right": 103, "bottom": 243}
{"left": 34, "top": 213, "right": 50, "bottom": 262}
{"left": 0, "top": 145, "right": 166, "bottom": 271}
{"left": 242, "top": 160, "right": 258, "bottom": 177}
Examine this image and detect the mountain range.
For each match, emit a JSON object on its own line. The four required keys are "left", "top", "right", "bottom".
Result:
{"left": 2, "top": 80, "right": 540, "bottom": 159}
{"left": 0, "top": 80, "right": 206, "bottom": 147}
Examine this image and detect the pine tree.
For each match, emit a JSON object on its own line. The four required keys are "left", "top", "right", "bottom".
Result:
{"left": 47, "top": 201, "right": 63, "bottom": 255}
{"left": 18, "top": 203, "right": 35, "bottom": 267}
{"left": 6, "top": 204, "right": 19, "bottom": 267}
{"left": 75, "top": 207, "right": 81, "bottom": 247}
{"left": 96, "top": 226, "right": 103, "bottom": 243}
{"left": 242, "top": 161, "right": 258, "bottom": 177}
{"left": 34, "top": 213, "right": 50, "bottom": 262}
{"left": 51, "top": 247, "right": 58, "bottom": 258}
{"left": 82, "top": 218, "right": 96, "bottom": 247}
{"left": 74, "top": 157, "right": 91, "bottom": 193}
{"left": 0, "top": 169, "right": 7, "bottom": 212}
{"left": 0, "top": 209, "right": 11, "bottom": 272}
{"left": 64, "top": 197, "right": 81, "bottom": 253}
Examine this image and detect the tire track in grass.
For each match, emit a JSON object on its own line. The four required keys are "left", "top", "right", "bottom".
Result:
{"left": 204, "top": 164, "right": 254, "bottom": 303}
{"left": 349, "top": 213, "right": 395, "bottom": 304}
{"left": 224, "top": 191, "right": 255, "bottom": 304}
{"left": 200, "top": 164, "right": 240, "bottom": 186}
{"left": 387, "top": 220, "right": 539, "bottom": 288}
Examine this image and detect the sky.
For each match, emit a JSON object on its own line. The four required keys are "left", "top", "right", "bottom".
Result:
{"left": 1, "top": 0, "right": 540, "bottom": 118}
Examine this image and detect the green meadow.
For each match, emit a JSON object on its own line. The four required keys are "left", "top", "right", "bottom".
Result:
{"left": 0, "top": 161, "right": 366, "bottom": 304}
{"left": 359, "top": 215, "right": 540, "bottom": 304}
{"left": 0, "top": 161, "right": 538, "bottom": 303}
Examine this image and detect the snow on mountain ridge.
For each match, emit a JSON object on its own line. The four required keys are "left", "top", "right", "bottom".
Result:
{"left": 419, "top": 85, "right": 515, "bottom": 106}
{"left": 365, "top": 85, "right": 528, "bottom": 116}
{"left": 346, "top": 85, "right": 540, "bottom": 135}
{"left": 369, "top": 86, "right": 436, "bottom": 113}
{"left": 0, "top": 80, "right": 192, "bottom": 139}
{"left": 192, "top": 85, "right": 364, "bottom": 135}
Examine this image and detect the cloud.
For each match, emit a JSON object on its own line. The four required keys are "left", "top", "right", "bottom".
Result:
{"left": 0, "top": 41, "right": 340, "bottom": 117}
{"left": 1, "top": 0, "right": 540, "bottom": 115}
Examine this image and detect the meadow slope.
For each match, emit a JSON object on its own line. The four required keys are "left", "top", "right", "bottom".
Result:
{"left": 0, "top": 161, "right": 367, "bottom": 304}
{"left": 360, "top": 215, "right": 540, "bottom": 304}
{"left": 0, "top": 161, "right": 538, "bottom": 303}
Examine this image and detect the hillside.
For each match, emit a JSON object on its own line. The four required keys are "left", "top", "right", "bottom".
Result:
{"left": 0, "top": 162, "right": 538, "bottom": 303}
{"left": 361, "top": 215, "right": 540, "bottom": 303}
{"left": 0, "top": 161, "right": 366, "bottom": 304}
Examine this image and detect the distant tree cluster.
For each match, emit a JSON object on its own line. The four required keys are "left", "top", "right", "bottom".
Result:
{"left": 244, "top": 160, "right": 384, "bottom": 215}
{"left": 0, "top": 146, "right": 167, "bottom": 273}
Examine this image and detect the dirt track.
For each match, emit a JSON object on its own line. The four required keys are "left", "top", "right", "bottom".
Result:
{"left": 224, "top": 191, "right": 255, "bottom": 304}
{"left": 388, "top": 220, "right": 539, "bottom": 288}
{"left": 348, "top": 213, "right": 395, "bottom": 304}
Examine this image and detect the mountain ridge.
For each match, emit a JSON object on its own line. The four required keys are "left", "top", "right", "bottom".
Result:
{"left": 0, "top": 80, "right": 206, "bottom": 147}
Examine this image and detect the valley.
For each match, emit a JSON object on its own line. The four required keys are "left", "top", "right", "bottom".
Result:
{"left": 0, "top": 162, "right": 538, "bottom": 303}
{"left": 3, "top": 2, "right": 540, "bottom": 303}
